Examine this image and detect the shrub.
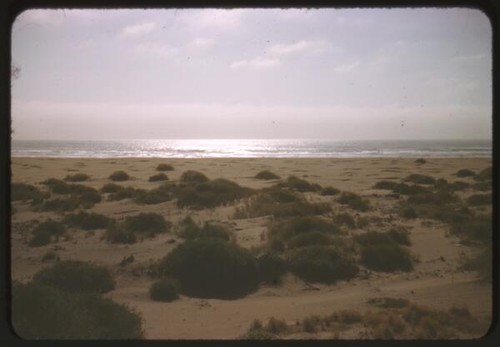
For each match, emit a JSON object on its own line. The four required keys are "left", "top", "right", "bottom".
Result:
{"left": 275, "top": 176, "right": 321, "bottom": 192}
{"left": 108, "top": 187, "right": 144, "bottom": 201}
{"left": 64, "top": 173, "right": 90, "bottom": 182}
{"left": 157, "top": 239, "right": 259, "bottom": 299}
{"left": 320, "top": 186, "right": 340, "bottom": 196}
{"left": 269, "top": 216, "right": 340, "bottom": 245}
{"left": 11, "top": 183, "right": 44, "bottom": 202}
{"left": 180, "top": 170, "right": 209, "bottom": 183}
{"left": 149, "top": 173, "right": 169, "bottom": 182}
{"left": 334, "top": 213, "right": 356, "bottom": 229}
{"left": 42, "top": 251, "right": 60, "bottom": 262}
{"left": 41, "top": 197, "right": 80, "bottom": 212}
{"left": 287, "top": 246, "right": 358, "bottom": 284}
{"left": 455, "top": 169, "right": 476, "bottom": 178}
{"left": 287, "top": 231, "right": 332, "bottom": 249}
{"left": 100, "top": 183, "right": 124, "bottom": 193}
{"left": 414, "top": 158, "right": 426, "bottom": 164}
{"left": 397, "top": 204, "right": 418, "bottom": 219}
{"left": 29, "top": 230, "right": 53, "bottom": 247}
{"left": 466, "top": 194, "right": 491, "bottom": 207}
{"left": 109, "top": 170, "right": 130, "bottom": 181}
{"left": 42, "top": 178, "right": 72, "bottom": 194}
{"left": 257, "top": 253, "right": 287, "bottom": 285}
{"left": 156, "top": 163, "right": 175, "bottom": 171}
{"left": 12, "top": 282, "right": 143, "bottom": 339}
{"left": 474, "top": 166, "right": 491, "bottom": 181}
{"left": 367, "top": 297, "right": 410, "bottom": 309}
{"left": 178, "top": 219, "right": 232, "bottom": 242}
{"left": 29, "top": 220, "right": 66, "bottom": 247}
{"left": 255, "top": 170, "right": 280, "bottom": 180}
{"left": 78, "top": 190, "right": 102, "bottom": 207}
{"left": 404, "top": 174, "right": 436, "bottom": 185}
{"left": 124, "top": 213, "right": 171, "bottom": 237}
{"left": 134, "top": 186, "right": 172, "bottom": 204}
{"left": 449, "top": 214, "right": 491, "bottom": 244}
{"left": 360, "top": 243, "right": 413, "bottom": 272}
{"left": 472, "top": 181, "right": 491, "bottom": 192}
{"left": 266, "top": 317, "right": 288, "bottom": 335}
{"left": 63, "top": 211, "right": 111, "bottom": 230}
{"left": 33, "top": 260, "right": 115, "bottom": 294}
{"left": 176, "top": 178, "right": 253, "bottom": 209}
{"left": 302, "top": 315, "right": 321, "bottom": 333}
{"left": 461, "top": 247, "right": 492, "bottom": 282}
{"left": 392, "top": 183, "right": 429, "bottom": 196}
{"left": 337, "top": 192, "right": 370, "bottom": 211}
{"left": 373, "top": 180, "right": 398, "bottom": 190}
{"left": 105, "top": 225, "right": 137, "bottom": 244}
{"left": 149, "top": 277, "right": 181, "bottom": 302}
{"left": 387, "top": 227, "right": 411, "bottom": 246}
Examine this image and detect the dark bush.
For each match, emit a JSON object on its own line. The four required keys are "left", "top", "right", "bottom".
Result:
{"left": 269, "top": 216, "right": 340, "bottom": 245}
{"left": 11, "top": 183, "right": 44, "bottom": 202}
{"left": 455, "top": 169, "right": 476, "bottom": 178}
{"left": 180, "top": 170, "right": 209, "bottom": 183}
{"left": 320, "top": 186, "right": 340, "bottom": 196}
{"left": 360, "top": 243, "right": 413, "bottom": 272}
{"left": 474, "top": 166, "right": 491, "bottom": 181}
{"left": 275, "top": 176, "right": 321, "bottom": 192}
{"left": 387, "top": 227, "right": 411, "bottom": 246}
{"left": 176, "top": 178, "right": 253, "bottom": 209}
{"left": 287, "top": 246, "right": 358, "bottom": 284}
{"left": 125, "top": 213, "right": 171, "bottom": 237}
{"left": 134, "top": 186, "right": 172, "bottom": 204}
{"left": 257, "top": 253, "right": 287, "bottom": 285}
{"left": 109, "top": 171, "right": 130, "bottom": 181}
{"left": 100, "top": 183, "right": 124, "bottom": 193}
{"left": 414, "top": 158, "right": 426, "bottom": 164}
{"left": 42, "top": 251, "right": 60, "bottom": 262}
{"left": 41, "top": 197, "right": 79, "bottom": 212}
{"left": 108, "top": 187, "right": 144, "bottom": 201}
{"left": 177, "top": 218, "right": 232, "bottom": 242}
{"left": 255, "top": 170, "right": 280, "bottom": 180}
{"left": 472, "top": 181, "right": 491, "bottom": 192}
{"left": 149, "top": 277, "right": 181, "bottom": 302}
{"left": 334, "top": 213, "right": 356, "bottom": 229}
{"left": 448, "top": 181, "right": 471, "bottom": 191}
{"left": 272, "top": 201, "right": 331, "bottom": 218}
{"left": 392, "top": 183, "right": 429, "bottom": 196}
{"left": 79, "top": 190, "right": 102, "bottom": 207}
{"left": 29, "top": 220, "right": 66, "bottom": 247}
{"left": 466, "top": 194, "right": 491, "bottom": 207}
{"left": 367, "top": 297, "right": 410, "bottom": 309}
{"left": 460, "top": 247, "right": 492, "bottom": 282}
{"left": 42, "top": 179, "right": 72, "bottom": 194}
{"left": 105, "top": 225, "right": 137, "bottom": 244}
{"left": 149, "top": 173, "right": 169, "bottom": 182}
{"left": 373, "top": 180, "right": 398, "bottom": 190}
{"left": 354, "top": 231, "right": 393, "bottom": 246}
{"left": 287, "top": 231, "right": 331, "bottom": 249}
{"left": 397, "top": 204, "right": 418, "bottom": 219}
{"left": 404, "top": 174, "right": 436, "bottom": 185}
{"left": 450, "top": 214, "right": 491, "bottom": 244}
{"left": 156, "top": 163, "right": 175, "bottom": 171}
{"left": 337, "top": 192, "right": 370, "bottom": 211}
{"left": 158, "top": 239, "right": 259, "bottom": 299}
{"left": 64, "top": 173, "right": 90, "bottom": 182}
{"left": 12, "top": 282, "right": 143, "bottom": 339}
{"left": 33, "top": 260, "right": 115, "bottom": 294}
{"left": 63, "top": 211, "right": 111, "bottom": 230}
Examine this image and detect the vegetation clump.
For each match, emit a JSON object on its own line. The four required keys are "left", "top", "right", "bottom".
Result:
{"left": 414, "top": 158, "right": 426, "bottom": 164}
{"left": 404, "top": 174, "right": 436, "bottom": 185}
{"left": 334, "top": 213, "right": 356, "bottom": 229}
{"left": 33, "top": 260, "right": 115, "bottom": 294}
{"left": 466, "top": 193, "right": 491, "bottom": 207}
{"left": 455, "top": 169, "right": 476, "bottom": 178}
{"left": 64, "top": 173, "right": 90, "bottom": 182}
{"left": 29, "top": 220, "right": 66, "bottom": 247}
{"left": 158, "top": 238, "right": 259, "bottom": 299}
{"left": 134, "top": 184, "right": 173, "bottom": 204}
{"left": 12, "top": 281, "right": 143, "bottom": 339}
{"left": 156, "top": 163, "right": 175, "bottom": 171}
{"left": 105, "top": 225, "right": 137, "bottom": 244}
{"left": 320, "top": 186, "right": 340, "bottom": 196}
{"left": 177, "top": 217, "right": 233, "bottom": 242}
{"left": 255, "top": 170, "right": 281, "bottom": 180}
{"left": 257, "top": 253, "right": 288, "bottom": 285}
{"left": 148, "top": 173, "right": 168, "bottom": 182}
{"left": 100, "top": 183, "right": 123, "bottom": 193}
{"left": 474, "top": 166, "right": 491, "bottom": 181}
{"left": 109, "top": 170, "right": 130, "bottom": 181}
{"left": 180, "top": 170, "right": 209, "bottom": 183}
{"left": 63, "top": 211, "right": 112, "bottom": 230}
{"left": 42, "top": 251, "right": 60, "bottom": 262}
{"left": 274, "top": 176, "right": 321, "bottom": 192}
{"left": 11, "top": 183, "right": 45, "bottom": 202}
{"left": 124, "top": 213, "right": 171, "bottom": 237}
{"left": 373, "top": 180, "right": 398, "bottom": 190}
{"left": 149, "top": 277, "right": 181, "bottom": 302}
{"left": 337, "top": 192, "right": 370, "bottom": 211}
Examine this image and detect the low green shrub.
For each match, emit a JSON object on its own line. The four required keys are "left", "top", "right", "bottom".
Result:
{"left": 33, "top": 260, "right": 115, "bottom": 294}
{"left": 105, "top": 225, "right": 137, "bottom": 244}
{"left": 124, "top": 213, "right": 171, "bottom": 237}
{"left": 474, "top": 166, "right": 491, "bottom": 181}
{"left": 466, "top": 194, "right": 491, "bottom": 207}
{"left": 287, "top": 246, "right": 358, "bottom": 284}
{"left": 100, "top": 183, "right": 124, "bottom": 193}
{"left": 108, "top": 187, "right": 144, "bottom": 201}
{"left": 455, "top": 169, "right": 476, "bottom": 178}
{"left": 360, "top": 243, "right": 413, "bottom": 272}
{"left": 275, "top": 176, "right": 321, "bottom": 192}
{"left": 392, "top": 183, "right": 430, "bottom": 195}
{"left": 149, "top": 173, "right": 168, "bottom": 182}
{"left": 269, "top": 216, "right": 340, "bottom": 245}
{"left": 472, "top": 181, "right": 491, "bottom": 192}
{"left": 257, "top": 253, "right": 287, "bottom": 285}
{"left": 156, "top": 163, "right": 175, "bottom": 171}
{"left": 337, "top": 192, "right": 370, "bottom": 211}
{"left": 177, "top": 218, "right": 232, "bottom": 242}
{"left": 414, "top": 158, "right": 427, "bottom": 164}
{"left": 334, "top": 213, "right": 356, "bottom": 229}
{"left": 109, "top": 171, "right": 130, "bottom": 181}
{"left": 157, "top": 239, "right": 259, "bottom": 299}
{"left": 42, "top": 251, "right": 60, "bottom": 262}
{"left": 63, "top": 211, "right": 112, "bottom": 230}
{"left": 266, "top": 317, "right": 289, "bottom": 335}
{"left": 320, "top": 186, "right": 340, "bottom": 196}
{"left": 367, "top": 297, "right": 410, "bottom": 309}
{"left": 404, "top": 174, "right": 436, "bottom": 185}
{"left": 134, "top": 185, "right": 172, "bottom": 204}
{"left": 387, "top": 227, "right": 411, "bottom": 246}
{"left": 79, "top": 190, "right": 102, "bottom": 207}
{"left": 449, "top": 214, "right": 491, "bottom": 244}
{"left": 64, "top": 173, "right": 90, "bottom": 182}
{"left": 41, "top": 197, "right": 80, "bottom": 212}
{"left": 287, "top": 231, "right": 331, "bottom": 249}
{"left": 149, "top": 277, "right": 181, "bottom": 302}
{"left": 460, "top": 247, "right": 492, "bottom": 282}
{"left": 255, "top": 170, "right": 280, "bottom": 180}
{"left": 11, "top": 183, "right": 45, "bottom": 202}
{"left": 12, "top": 281, "right": 143, "bottom": 339}
{"left": 29, "top": 220, "right": 66, "bottom": 247}
{"left": 180, "top": 170, "right": 209, "bottom": 183}
{"left": 373, "top": 180, "right": 398, "bottom": 190}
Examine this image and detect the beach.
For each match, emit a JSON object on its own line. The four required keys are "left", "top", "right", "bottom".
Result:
{"left": 11, "top": 156, "right": 492, "bottom": 339}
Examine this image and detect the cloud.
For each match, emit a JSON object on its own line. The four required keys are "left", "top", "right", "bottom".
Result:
{"left": 135, "top": 42, "right": 179, "bottom": 57}
{"left": 334, "top": 61, "right": 360, "bottom": 73}
{"left": 450, "top": 53, "right": 488, "bottom": 64}
{"left": 268, "top": 40, "right": 329, "bottom": 57}
{"left": 230, "top": 57, "right": 280, "bottom": 70}
{"left": 120, "top": 22, "right": 157, "bottom": 38}
{"left": 190, "top": 37, "right": 215, "bottom": 49}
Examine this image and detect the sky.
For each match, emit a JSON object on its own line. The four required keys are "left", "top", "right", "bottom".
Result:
{"left": 11, "top": 8, "right": 492, "bottom": 140}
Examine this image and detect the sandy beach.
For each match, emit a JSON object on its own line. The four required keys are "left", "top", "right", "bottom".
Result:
{"left": 10, "top": 157, "right": 492, "bottom": 339}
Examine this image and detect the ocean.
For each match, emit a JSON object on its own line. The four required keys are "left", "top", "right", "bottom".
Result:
{"left": 10, "top": 139, "right": 492, "bottom": 158}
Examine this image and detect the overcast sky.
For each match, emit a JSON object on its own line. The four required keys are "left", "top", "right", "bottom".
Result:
{"left": 11, "top": 8, "right": 492, "bottom": 140}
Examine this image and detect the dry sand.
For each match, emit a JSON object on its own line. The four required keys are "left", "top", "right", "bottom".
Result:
{"left": 10, "top": 157, "right": 493, "bottom": 339}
